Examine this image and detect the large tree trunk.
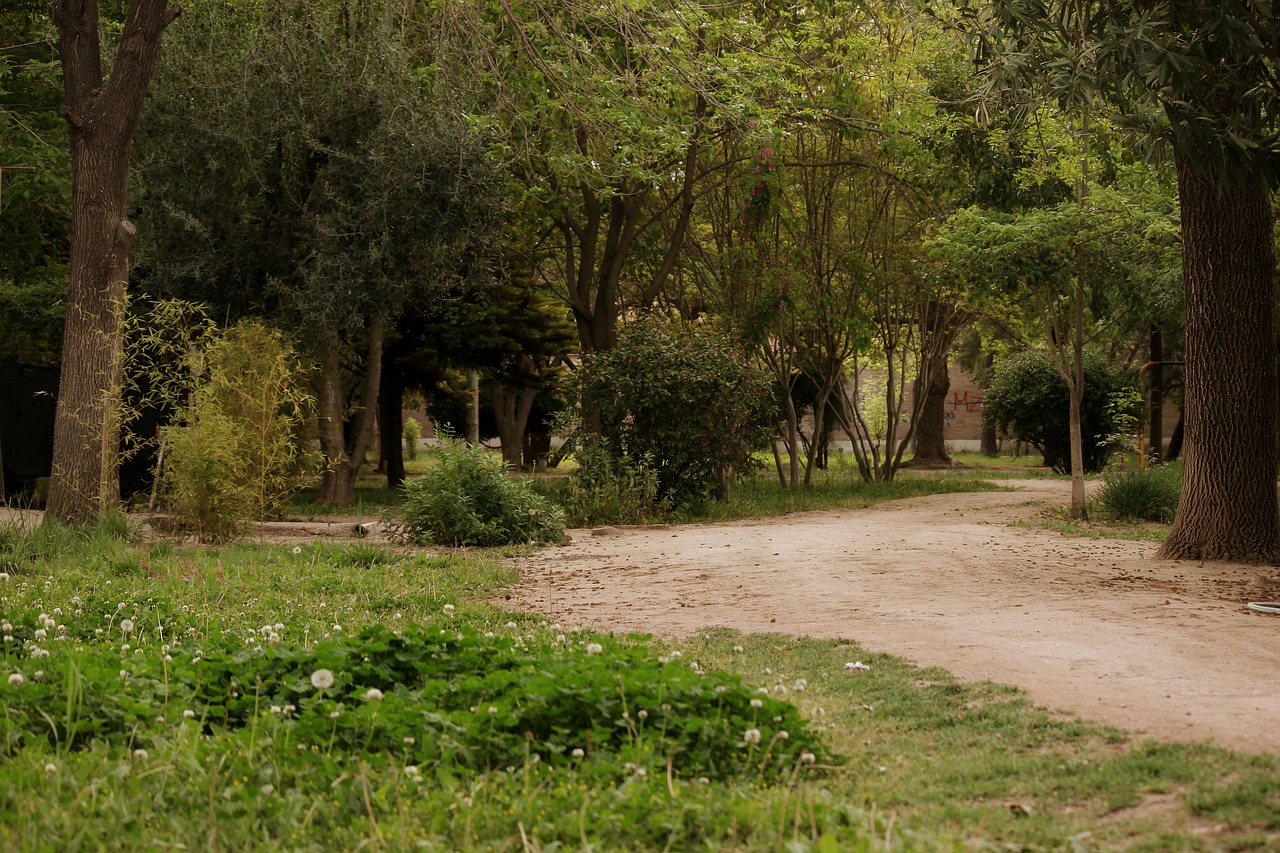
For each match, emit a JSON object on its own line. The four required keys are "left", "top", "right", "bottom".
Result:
{"left": 45, "top": 0, "right": 179, "bottom": 526}
{"left": 1158, "top": 158, "right": 1280, "bottom": 563}
{"left": 315, "top": 317, "right": 385, "bottom": 506}
{"left": 910, "top": 355, "right": 951, "bottom": 466}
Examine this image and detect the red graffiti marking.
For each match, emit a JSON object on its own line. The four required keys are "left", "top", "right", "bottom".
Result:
{"left": 950, "top": 391, "right": 983, "bottom": 413}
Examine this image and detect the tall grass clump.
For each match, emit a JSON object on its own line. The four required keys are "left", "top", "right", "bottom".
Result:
{"left": 0, "top": 515, "right": 135, "bottom": 576}
{"left": 1095, "top": 463, "right": 1181, "bottom": 523}
{"left": 401, "top": 438, "right": 564, "bottom": 546}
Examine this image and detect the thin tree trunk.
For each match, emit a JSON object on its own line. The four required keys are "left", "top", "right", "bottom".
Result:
{"left": 1166, "top": 408, "right": 1184, "bottom": 462}
{"left": 379, "top": 359, "right": 404, "bottom": 489}
{"left": 45, "top": 0, "right": 179, "bottom": 525}
{"left": 465, "top": 368, "right": 480, "bottom": 447}
{"left": 1158, "top": 157, "right": 1280, "bottom": 563}
{"left": 1148, "top": 326, "right": 1163, "bottom": 464}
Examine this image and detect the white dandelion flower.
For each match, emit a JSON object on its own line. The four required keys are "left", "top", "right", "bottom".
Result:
{"left": 310, "top": 668, "right": 335, "bottom": 689}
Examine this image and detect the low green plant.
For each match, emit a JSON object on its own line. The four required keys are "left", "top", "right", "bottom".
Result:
{"left": 0, "top": 515, "right": 135, "bottom": 576}
{"left": 577, "top": 320, "right": 774, "bottom": 507}
{"left": 401, "top": 438, "right": 564, "bottom": 546}
{"left": 556, "top": 436, "right": 670, "bottom": 526}
{"left": 1095, "top": 463, "right": 1181, "bottom": 523}
{"left": 403, "top": 416, "right": 421, "bottom": 461}
{"left": 336, "top": 542, "right": 398, "bottom": 569}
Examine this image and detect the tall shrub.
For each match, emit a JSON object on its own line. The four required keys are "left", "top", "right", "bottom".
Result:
{"left": 161, "top": 322, "right": 312, "bottom": 542}
{"left": 577, "top": 321, "right": 774, "bottom": 507}
{"left": 982, "top": 349, "right": 1138, "bottom": 474}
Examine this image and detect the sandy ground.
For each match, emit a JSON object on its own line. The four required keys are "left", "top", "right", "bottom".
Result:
{"left": 509, "top": 479, "right": 1280, "bottom": 755}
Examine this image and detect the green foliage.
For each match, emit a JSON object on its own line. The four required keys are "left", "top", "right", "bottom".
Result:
{"left": 401, "top": 439, "right": 564, "bottom": 547}
{"left": 0, "top": 13, "right": 70, "bottom": 367}
{"left": 0, "top": 515, "right": 135, "bottom": 577}
{"left": 161, "top": 322, "right": 313, "bottom": 542}
{"left": 1096, "top": 464, "right": 1182, "bottom": 524}
{"left": 134, "top": 0, "right": 502, "bottom": 342}
{"left": 402, "top": 417, "right": 421, "bottom": 462}
{"left": 982, "top": 349, "right": 1139, "bottom": 474}
{"left": 557, "top": 436, "right": 671, "bottom": 527}
{"left": 0, "top": 622, "right": 824, "bottom": 783}
{"left": 577, "top": 321, "right": 775, "bottom": 508}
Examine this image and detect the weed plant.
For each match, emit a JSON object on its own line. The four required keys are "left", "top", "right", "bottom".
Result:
{"left": 550, "top": 437, "right": 671, "bottom": 526}
{"left": 1096, "top": 463, "right": 1182, "bottom": 523}
{"left": 401, "top": 439, "right": 564, "bottom": 546}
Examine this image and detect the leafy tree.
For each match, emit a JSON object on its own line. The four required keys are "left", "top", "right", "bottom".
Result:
{"left": 932, "top": 185, "right": 1178, "bottom": 513}
{"left": 577, "top": 321, "right": 773, "bottom": 507}
{"left": 963, "top": 0, "right": 1280, "bottom": 562}
{"left": 134, "top": 0, "right": 502, "bottom": 505}
{"left": 42, "top": 0, "right": 179, "bottom": 525}
{"left": 443, "top": 0, "right": 789, "bottom": 354}
{"left": 0, "top": 5, "right": 69, "bottom": 368}
{"left": 161, "top": 321, "right": 313, "bottom": 543}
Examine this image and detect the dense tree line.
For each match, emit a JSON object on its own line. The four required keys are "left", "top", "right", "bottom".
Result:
{"left": 7, "top": 0, "right": 1278, "bottom": 562}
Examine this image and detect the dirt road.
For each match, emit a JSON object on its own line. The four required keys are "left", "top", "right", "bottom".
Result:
{"left": 510, "top": 480, "right": 1280, "bottom": 754}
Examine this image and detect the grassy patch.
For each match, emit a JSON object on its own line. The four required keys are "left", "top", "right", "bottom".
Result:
{"left": 1025, "top": 516, "right": 1172, "bottom": 543}
{"left": 2, "top": 520, "right": 1276, "bottom": 850}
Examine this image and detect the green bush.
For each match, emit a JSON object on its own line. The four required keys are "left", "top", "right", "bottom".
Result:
{"left": 401, "top": 439, "right": 564, "bottom": 546}
{"left": 577, "top": 320, "right": 774, "bottom": 507}
{"left": 557, "top": 436, "right": 670, "bottom": 526}
{"left": 161, "top": 322, "right": 313, "bottom": 542}
{"left": 1096, "top": 464, "right": 1181, "bottom": 523}
{"left": 982, "top": 349, "right": 1139, "bottom": 474}
{"left": 403, "top": 416, "right": 422, "bottom": 461}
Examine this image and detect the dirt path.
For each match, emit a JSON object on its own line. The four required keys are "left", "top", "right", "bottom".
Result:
{"left": 510, "top": 480, "right": 1280, "bottom": 755}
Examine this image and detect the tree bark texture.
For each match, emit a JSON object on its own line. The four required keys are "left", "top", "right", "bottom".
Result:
{"left": 315, "top": 317, "right": 385, "bottom": 506}
{"left": 910, "top": 354, "right": 951, "bottom": 466}
{"left": 491, "top": 375, "right": 538, "bottom": 469}
{"left": 1157, "top": 158, "right": 1280, "bottom": 563}
{"left": 45, "top": 0, "right": 179, "bottom": 525}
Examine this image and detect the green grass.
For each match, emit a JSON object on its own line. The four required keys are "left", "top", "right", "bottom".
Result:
{"left": 1024, "top": 516, "right": 1173, "bottom": 543}
{"left": 284, "top": 447, "right": 1045, "bottom": 530}
{"left": 1, "top": 518, "right": 1277, "bottom": 850}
